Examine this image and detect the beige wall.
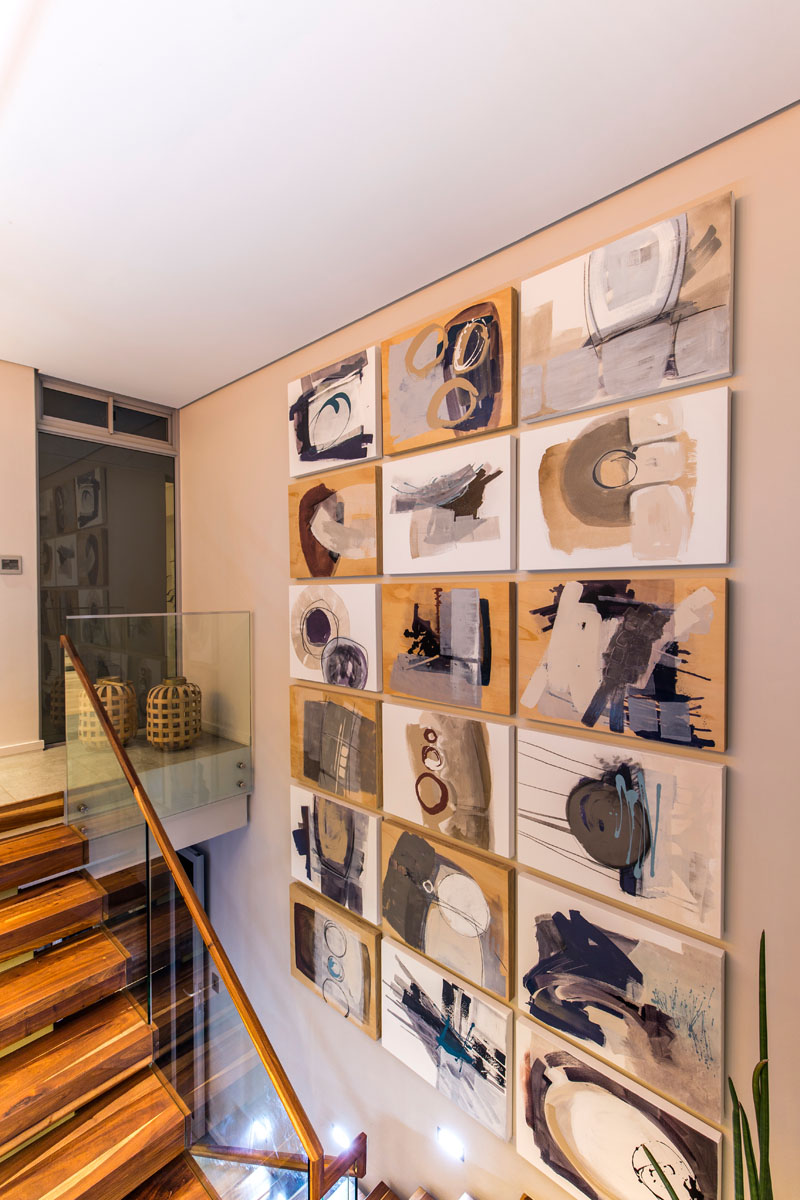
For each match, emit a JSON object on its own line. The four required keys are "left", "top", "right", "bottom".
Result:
{"left": 179, "top": 106, "right": 800, "bottom": 1200}
{"left": 0, "top": 359, "right": 41, "bottom": 755}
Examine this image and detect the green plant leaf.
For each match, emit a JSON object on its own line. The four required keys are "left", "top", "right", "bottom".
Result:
{"left": 740, "top": 1102, "right": 761, "bottom": 1200}
{"left": 641, "top": 1145, "right": 681, "bottom": 1200}
{"left": 729, "top": 1080, "right": 745, "bottom": 1200}
{"left": 759, "top": 932, "right": 768, "bottom": 1062}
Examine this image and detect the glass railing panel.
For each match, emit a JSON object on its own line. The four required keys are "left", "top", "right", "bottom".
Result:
{"left": 65, "top": 611, "right": 252, "bottom": 830}
{"left": 144, "top": 842, "right": 310, "bottom": 1195}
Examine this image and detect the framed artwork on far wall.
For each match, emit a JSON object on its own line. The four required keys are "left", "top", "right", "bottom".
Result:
{"left": 75, "top": 467, "right": 106, "bottom": 529}
{"left": 289, "top": 464, "right": 379, "bottom": 579}
{"left": 289, "top": 582, "right": 381, "bottom": 692}
{"left": 290, "top": 785, "right": 381, "bottom": 925}
{"left": 288, "top": 348, "right": 381, "bottom": 478}
{"left": 289, "top": 685, "right": 380, "bottom": 810}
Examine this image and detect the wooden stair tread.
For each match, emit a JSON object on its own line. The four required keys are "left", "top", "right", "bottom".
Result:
{"left": 123, "top": 1152, "right": 220, "bottom": 1199}
{"left": 0, "top": 929, "right": 129, "bottom": 1051}
{"left": 0, "top": 793, "right": 64, "bottom": 836}
{"left": 0, "top": 870, "right": 106, "bottom": 961}
{"left": 98, "top": 857, "right": 172, "bottom": 920}
{"left": 0, "top": 991, "right": 155, "bottom": 1156}
{"left": 0, "top": 824, "right": 87, "bottom": 890}
{"left": 112, "top": 899, "right": 194, "bottom": 978}
{"left": 0, "top": 1067, "right": 190, "bottom": 1200}
{"left": 410, "top": 1191, "right": 437, "bottom": 1200}
{"left": 366, "top": 1185, "right": 402, "bottom": 1200}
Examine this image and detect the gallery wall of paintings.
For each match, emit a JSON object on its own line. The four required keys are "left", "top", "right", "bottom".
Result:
{"left": 286, "top": 194, "right": 733, "bottom": 1200}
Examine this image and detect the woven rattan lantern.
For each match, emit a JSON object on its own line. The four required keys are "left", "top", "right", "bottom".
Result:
{"left": 78, "top": 677, "right": 138, "bottom": 746}
{"left": 146, "top": 676, "right": 202, "bottom": 751}
{"left": 48, "top": 677, "right": 66, "bottom": 733}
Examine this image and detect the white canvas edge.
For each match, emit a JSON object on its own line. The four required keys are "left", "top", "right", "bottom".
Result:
{"left": 380, "top": 936, "right": 514, "bottom": 1141}
{"left": 518, "top": 387, "right": 730, "bottom": 570}
{"left": 514, "top": 1016, "right": 723, "bottom": 1200}
{"left": 381, "top": 434, "right": 516, "bottom": 575}
{"left": 515, "top": 870, "right": 726, "bottom": 1120}
{"left": 288, "top": 345, "right": 382, "bottom": 478}
{"left": 288, "top": 582, "right": 382, "bottom": 693}
{"left": 380, "top": 698, "right": 516, "bottom": 859}
{"left": 289, "top": 783, "right": 381, "bottom": 925}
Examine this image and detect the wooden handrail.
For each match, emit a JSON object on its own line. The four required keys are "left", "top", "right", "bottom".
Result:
{"left": 61, "top": 635, "right": 326, "bottom": 1199}
{"left": 321, "top": 1131, "right": 367, "bottom": 1195}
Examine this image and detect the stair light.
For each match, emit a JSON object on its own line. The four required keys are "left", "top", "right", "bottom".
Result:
{"left": 436, "top": 1126, "right": 465, "bottom": 1161}
{"left": 249, "top": 1117, "right": 272, "bottom": 1145}
{"left": 331, "top": 1123, "right": 352, "bottom": 1150}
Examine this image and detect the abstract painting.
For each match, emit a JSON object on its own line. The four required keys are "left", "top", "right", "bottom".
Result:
{"left": 77, "top": 529, "right": 108, "bottom": 587}
{"left": 382, "top": 702, "right": 514, "bottom": 858}
{"left": 53, "top": 480, "right": 77, "bottom": 534}
{"left": 381, "top": 820, "right": 513, "bottom": 1000}
{"left": 289, "top": 882, "right": 380, "bottom": 1038}
{"left": 382, "top": 435, "right": 515, "bottom": 574}
{"left": 518, "top": 576, "right": 726, "bottom": 750}
{"left": 289, "top": 685, "right": 380, "bottom": 809}
{"left": 288, "top": 347, "right": 380, "bottom": 477}
{"left": 75, "top": 467, "right": 105, "bottom": 528}
{"left": 289, "top": 582, "right": 380, "bottom": 692}
{"left": 382, "top": 289, "right": 516, "bottom": 456}
{"left": 520, "top": 193, "right": 733, "bottom": 421}
{"left": 39, "top": 488, "right": 56, "bottom": 539}
{"left": 516, "top": 1019, "right": 721, "bottom": 1200}
{"left": 383, "top": 581, "right": 512, "bottom": 715}
{"left": 382, "top": 938, "right": 512, "bottom": 1139}
{"left": 290, "top": 785, "right": 381, "bottom": 925}
{"left": 40, "top": 539, "right": 56, "bottom": 586}
{"left": 53, "top": 534, "right": 78, "bottom": 585}
{"left": 289, "top": 464, "right": 379, "bottom": 579}
{"left": 518, "top": 389, "right": 730, "bottom": 569}
{"left": 516, "top": 728, "right": 724, "bottom": 936}
{"left": 517, "top": 875, "right": 724, "bottom": 1118}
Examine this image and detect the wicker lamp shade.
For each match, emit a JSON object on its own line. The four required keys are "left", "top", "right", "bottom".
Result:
{"left": 78, "top": 677, "right": 138, "bottom": 746}
{"left": 146, "top": 676, "right": 202, "bottom": 751}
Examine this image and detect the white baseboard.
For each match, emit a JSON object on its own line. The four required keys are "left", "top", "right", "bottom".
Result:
{"left": 0, "top": 739, "right": 45, "bottom": 759}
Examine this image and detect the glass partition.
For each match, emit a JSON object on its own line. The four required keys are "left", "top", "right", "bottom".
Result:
{"left": 65, "top": 611, "right": 252, "bottom": 834}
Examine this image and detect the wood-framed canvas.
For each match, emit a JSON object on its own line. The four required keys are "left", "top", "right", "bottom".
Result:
{"left": 289, "top": 582, "right": 381, "bottom": 692}
{"left": 288, "top": 347, "right": 381, "bottom": 477}
{"left": 381, "top": 288, "right": 516, "bottom": 456}
{"left": 289, "top": 881, "right": 381, "bottom": 1039}
{"left": 381, "top": 938, "right": 513, "bottom": 1140}
{"left": 290, "top": 785, "right": 381, "bottom": 925}
{"left": 517, "top": 873, "right": 725, "bottom": 1119}
{"left": 519, "top": 192, "right": 733, "bottom": 422}
{"left": 518, "top": 388, "right": 730, "bottom": 570}
{"left": 289, "top": 685, "right": 381, "bottom": 809}
{"left": 518, "top": 575, "right": 727, "bottom": 751}
{"left": 516, "top": 726, "right": 724, "bottom": 936}
{"left": 516, "top": 1019, "right": 721, "bottom": 1200}
{"left": 380, "top": 819, "right": 513, "bottom": 1001}
{"left": 382, "top": 700, "right": 515, "bottom": 859}
{"left": 383, "top": 580, "right": 513, "bottom": 715}
{"left": 382, "top": 434, "right": 515, "bottom": 574}
{"left": 289, "top": 463, "right": 380, "bottom": 579}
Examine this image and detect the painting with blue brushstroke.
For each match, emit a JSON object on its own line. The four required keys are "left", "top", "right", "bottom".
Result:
{"left": 517, "top": 874, "right": 724, "bottom": 1120}
{"left": 515, "top": 727, "right": 724, "bottom": 936}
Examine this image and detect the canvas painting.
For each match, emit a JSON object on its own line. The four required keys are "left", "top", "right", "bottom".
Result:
{"left": 290, "top": 785, "right": 381, "bottom": 925}
{"left": 289, "top": 882, "right": 381, "bottom": 1038}
{"left": 516, "top": 1019, "right": 721, "bottom": 1200}
{"left": 75, "top": 467, "right": 105, "bottom": 528}
{"left": 289, "top": 685, "right": 380, "bottom": 809}
{"left": 517, "top": 874, "right": 724, "bottom": 1119}
{"left": 289, "top": 464, "right": 379, "bottom": 579}
{"left": 382, "top": 702, "right": 514, "bottom": 858}
{"left": 382, "top": 435, "right": 515, "bottom": 574}
{"left": 383, "top": 581, "right": 512, "bottom": 715}
{"left": 381, "top": 820, "right": 513, "bottom": 1000}
{"left": 39, "top": 487, "right": 56, "bottom": 539}
{"left": 518, "top": 576, "right": 726, "bottom": 750}
{"left": 53, "top": 480, "right": 78, "bottom": 534}
{"left": 382, "top": 938, "right": 512, "bottom": 1139}
{"left": 77, "top": 528, "right": 108, "bottom": 587}
{"left": 40, "top": 539, "right": 56, "bottom": 586}
{"left": 516, "top": 727, "right": 724, "bottom": 936}
{"left": 53, "top": 534, "right": 78, "bottom": 585}
{"left": 520, "top": 193, "right": 733, "bottom": 422}
{"left": 518, "top": 389, "right": 730, "bottom": 570}
{"left": 288, "top": 347, "right": 381, "bottom": 477}
{"left": 382, "top": 289, "right": 516, "bottom": 456}
{"left": 289, "top": 582, "right": 380, "bottom": 692}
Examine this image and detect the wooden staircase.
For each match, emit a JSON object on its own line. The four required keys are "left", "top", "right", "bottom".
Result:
{"left": 366, "top": 1186, "right": 438, "bottom": 1200}
{"left": 0, "top": 795, "right": 221, "bottom": 1199}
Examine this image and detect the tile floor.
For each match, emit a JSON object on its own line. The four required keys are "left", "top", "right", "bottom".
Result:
{"left": 0, "top": 745, "right": 66, "bottom": 805}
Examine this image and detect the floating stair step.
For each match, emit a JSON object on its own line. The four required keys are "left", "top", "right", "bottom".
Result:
{"left": 121, "top": 1151, "right": 219, "bottom": 1199}
{"left": 0, "top": 792, "right": 64, "bottom": 837}
{"left": 0, "top": 991, "right": 155, "bottom": 1157}
{"left": 112, "top": 898, "right": 194, "bottom": 979}
{"left": 98, "top": 857, "right": 172, "bottom": 920}
{"left": 0, "top": 929, "right": 129, "bottom": 1051}
{"left": 0, "top": 871, "right": 106, "bottom": 961}
{"left": 0, "top": 824, "right": 87, "bottom": 891}
{"left": 0, "top": 1067, "right": 190, "bottom": 1200}
{"left": 410, "top": 1191, "right": 437, "bottom": 1200}
{"left": 365, "top": 1186, "right": 402, "bottom": 1200}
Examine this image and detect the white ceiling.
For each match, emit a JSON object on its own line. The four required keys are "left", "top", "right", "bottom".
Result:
{"left": 0, "top": 1, "right": 798, "bottom": 408}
